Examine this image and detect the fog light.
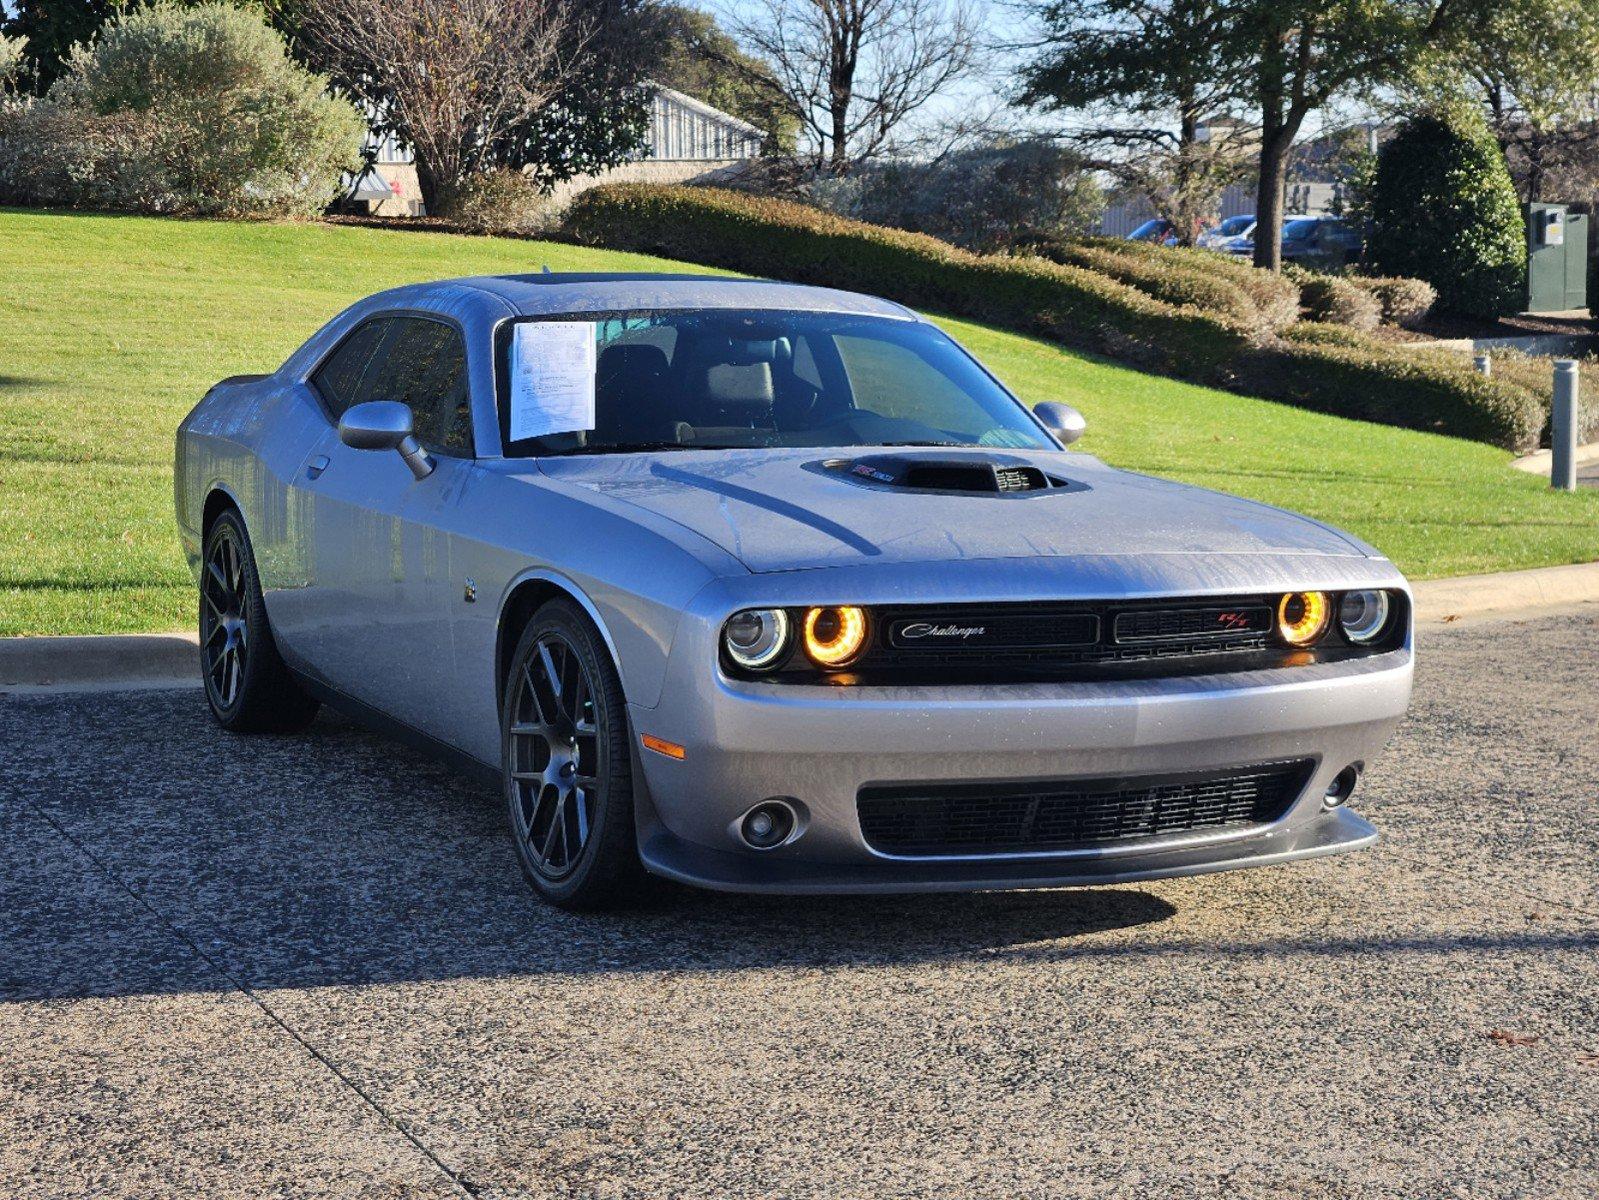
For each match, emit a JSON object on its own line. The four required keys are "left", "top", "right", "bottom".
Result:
{"left": 802, "top": 605, "right": 868, "bottom": 668}
{"left": 739, "top": 800, "right": 797, "bottom": 849}
{"left": 1324, "top": 765, "right": 1360, "bottom": 808}
{"left": 1277, "top": 591, "right": 1331, "bottom": 646}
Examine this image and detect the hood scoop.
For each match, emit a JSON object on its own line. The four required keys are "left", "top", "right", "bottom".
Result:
{"left": 818, "top": 453, "right": 1074, "bottom": 496}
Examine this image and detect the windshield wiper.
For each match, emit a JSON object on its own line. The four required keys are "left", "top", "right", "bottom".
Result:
{"left": 873, "top": 439, "right": 965, "bottom": 448}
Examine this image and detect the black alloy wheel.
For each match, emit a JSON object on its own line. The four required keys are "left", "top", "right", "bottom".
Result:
{"left": 199, "top": 508, "right": 320, "bottom": 733}
{"left": 503, "top": 600, "right": 643, "bottom": 909}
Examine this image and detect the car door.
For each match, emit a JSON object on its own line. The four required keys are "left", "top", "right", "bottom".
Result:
{"left": 285, "top": 313, "right": 476, "bottom": 738}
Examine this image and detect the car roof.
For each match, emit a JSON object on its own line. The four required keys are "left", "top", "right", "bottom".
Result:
{"left": 394, "top": 272, "right": 919, "bottom": 321}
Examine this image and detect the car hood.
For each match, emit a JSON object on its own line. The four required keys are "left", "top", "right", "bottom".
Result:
{"left": 533, "top": 447, "right": 1370, "bottom": 574}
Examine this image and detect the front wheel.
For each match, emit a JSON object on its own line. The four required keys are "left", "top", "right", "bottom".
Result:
{"left": 502, "top": 600, "right": 644, "bottom": 910}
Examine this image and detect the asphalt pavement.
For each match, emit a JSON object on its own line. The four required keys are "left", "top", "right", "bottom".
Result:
{"left": 2, "top": 606, "right": 1596, "bottom": 1199}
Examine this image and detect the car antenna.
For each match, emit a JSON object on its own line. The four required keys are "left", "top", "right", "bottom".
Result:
{"left": 541, "top": 264, "right": 552, "bottom": 275}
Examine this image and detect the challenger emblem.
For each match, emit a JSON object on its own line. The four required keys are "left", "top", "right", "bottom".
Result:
{"left": 1213, "top": 610, "right": 1251, "bottom": 630}
{"left": 900, "top": 623, "right": 987, "bottom": 640}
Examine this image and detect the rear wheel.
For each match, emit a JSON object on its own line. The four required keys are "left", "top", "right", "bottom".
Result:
{"left": 502, "top": 600, "right": 643, "bottom": 910}
{"left": 199, "top": 508, "right": 319, "bottom": 733}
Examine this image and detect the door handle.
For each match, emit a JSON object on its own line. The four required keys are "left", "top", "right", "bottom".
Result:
{"left": 306, "top": 455, "right": 330, "bottom": 480}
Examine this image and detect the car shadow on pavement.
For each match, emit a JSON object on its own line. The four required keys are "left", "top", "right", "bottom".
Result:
{"left": 0, "top": 689, "right": 1186, "bottom": 1003}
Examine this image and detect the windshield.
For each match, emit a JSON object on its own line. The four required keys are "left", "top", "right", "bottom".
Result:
{"left": 1216, "top": 216, "right": 1254, "bottom": 235}
{"left": 496, "top": 309, "right": 1055, "bottom": 456}
{"left": 1283, "top": 218, "right": 1319, "bottom": 240}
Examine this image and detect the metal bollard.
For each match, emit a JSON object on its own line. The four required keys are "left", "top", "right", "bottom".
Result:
{"left": 1474, "top": 352, "right": 1491, "bottom": 378}
{"left": 1551, "top": 359, "right": 1579, "bottom": 491}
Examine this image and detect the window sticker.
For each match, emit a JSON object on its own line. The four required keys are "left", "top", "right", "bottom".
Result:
{"left": 509, "top": 321, "right": 596, "bottom": 441}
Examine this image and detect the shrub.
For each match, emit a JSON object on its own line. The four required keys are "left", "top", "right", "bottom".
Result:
{"left": 0, "top": 3, "right": 363, "bottom": 217}
{"left": 1241, "top": 336, "right": 1544, "bottom": 451}
{"left": 1368, "top": 113, "right": 1526, "bottom": 318}
{"left": 1027, "top": 238, "right": 1269, "bottom": 332}
{"left": 809, "top": 140, "right": 1103, "bottom": 253}
{"left": 564, "top": 184, "right": 1249, "bottom": 378}
{"left": 436, "top": 169, "right": 556, "bottom": 235}
{"left": 1068, "top": 236, "right": 1302, "bottom": 330}
{"left": 1480, "top": 350, "right": 1599, "bottom": 447}
{"left": 1353, "top": 275, "right": 1437, "bottom": 328}
{"left": 1284, "top": 266, "right": 1381, "bottom": 331}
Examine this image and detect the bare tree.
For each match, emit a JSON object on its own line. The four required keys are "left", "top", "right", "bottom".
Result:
{"left": 724, "top": 0, "right": 982, "bottom": 173}
{"left": 299, "top": 0, "right": 585, "bottom": 213}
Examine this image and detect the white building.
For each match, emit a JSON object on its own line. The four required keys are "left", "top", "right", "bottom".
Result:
{"left": 347, "top": 82, "right": 767, "bottom": 217}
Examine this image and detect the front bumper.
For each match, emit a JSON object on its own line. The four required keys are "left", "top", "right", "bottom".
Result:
{"left": 629, "top": 644, "right": 1413, "bottom": 895}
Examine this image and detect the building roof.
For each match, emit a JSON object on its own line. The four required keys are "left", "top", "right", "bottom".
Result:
{"left": 646, "top": 81, "right": 766, "bottom": 139}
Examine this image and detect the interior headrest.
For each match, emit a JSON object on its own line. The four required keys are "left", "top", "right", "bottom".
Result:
{"left": 703, "top": 361, "right": 774, "bottom": 410}
{"left": 597, "top": 343, "right": 668, "bottom": 387}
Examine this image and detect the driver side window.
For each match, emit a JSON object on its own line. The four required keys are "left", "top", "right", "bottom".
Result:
{"left": 311, "top": 315, "right": 473, "bottom": 455}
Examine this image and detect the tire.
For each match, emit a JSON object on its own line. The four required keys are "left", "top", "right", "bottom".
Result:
{"left": 199, "top": 508, "right": 320, "bottom": 733}
{"left": 502, "top": 599, "right": 644, "bottom": 910}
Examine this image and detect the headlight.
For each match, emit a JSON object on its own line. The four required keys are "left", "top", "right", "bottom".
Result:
{"left": 723, "top": 608, "right": 791, "bottom": 670}
{"left": 1338, "top": 590, "right": 1392, "bottom": 644}
{"left": 1277, "top": 591, "right": 1331, "bottom": 646}
{"left": 802, "top": 605, "right": 869, "bottom": 668}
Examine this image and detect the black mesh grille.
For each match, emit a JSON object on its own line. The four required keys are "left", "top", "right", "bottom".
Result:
{"left": 865, "top": 598, "right": 1276, "bottom": 669}
{"left": 857, "top": 761, "right": 1312, "bottom": 856}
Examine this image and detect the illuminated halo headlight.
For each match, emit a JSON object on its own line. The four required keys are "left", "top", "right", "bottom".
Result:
{"left": 802, "top": 606, "right": 869, "bottom": 668}
{"left": 723, "top": 608, "right": 791, "bottom": 670}
{"left": 1338, "top": 590, "right": 1392, "bottom": 644}
{"left": 1277, "top": 591, "right": 1331, "bottom": 646}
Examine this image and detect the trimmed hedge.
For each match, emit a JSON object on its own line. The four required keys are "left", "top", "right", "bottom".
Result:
{"left": 564, "top": 185, "right": 1248, "bottom": 378}
{"left": 562, "top": 184, "right": 1545, "bottom": 450}
{"left": 1072, "top": 236, "right": 1303, "bottom": 330}
{"left": 1253, "top": 333, "right": 1543, "bottom": 450}
{"left": 1026, "top": 237, "right": 1272, "bottom": 332}
{"left": 1285, "top": 266, "right": 1381, "bottom": 331}
{"left": 1352, "top": 275, "right": 1437, "bottom": 328}
{"left": 1483, "top": 350, "right": 1599, "bottom": 447}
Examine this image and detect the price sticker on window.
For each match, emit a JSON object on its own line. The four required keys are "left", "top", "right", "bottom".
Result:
{"left": 509, "top": 322, "right": 596, "bottom": 441}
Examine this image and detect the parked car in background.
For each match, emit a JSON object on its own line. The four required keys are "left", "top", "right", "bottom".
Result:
{"left": 1126, "top": 218, "right": 1177, "bottom": 245}
{"left": 1280, "top": 217, "right": 1364, "bottom": 268}
{"left": 1199, "top": 214, "right": 1255, "bottom": 251}
{"left": 175, "top": 273, "right": 1412, "bottom": 910}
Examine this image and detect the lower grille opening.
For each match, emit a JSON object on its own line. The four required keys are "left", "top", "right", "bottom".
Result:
{"left": 857, "top": 761, "right": 1313, "bottom": 857}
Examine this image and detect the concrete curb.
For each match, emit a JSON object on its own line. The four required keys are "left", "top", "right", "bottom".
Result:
{"left": 1509, "top": 442, "right": 1599, "bottom": 476}
{"left": 0, "top": 631, "right": 200, "bottom": 693}
{"left": 1410, "top": 560, "right": 1599, "bottom": 624}
{"left": 4, "top": 561, "right": 1598, "bottom": 692}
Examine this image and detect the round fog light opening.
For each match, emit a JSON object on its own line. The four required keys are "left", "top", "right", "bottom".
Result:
{"left": 1338, "top": 590, "right": 1392, "bottom": 644}
{"left": 741, "top": 801, "right": 796, "bottom": 849}
{"left": 1324, "top": 765, "right": 1360, "bottom": 808}
{"left": 1277, "top": 591, "right": 1331, "bottom": 647}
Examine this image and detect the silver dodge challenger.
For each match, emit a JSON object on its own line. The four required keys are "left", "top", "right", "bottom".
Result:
{"left": 174, "top": 272, "right": 1413, "bottom": 909}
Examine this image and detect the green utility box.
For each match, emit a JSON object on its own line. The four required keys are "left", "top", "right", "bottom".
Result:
{"left": 1525, "top": 203, "right": 1589, "bottom": 312}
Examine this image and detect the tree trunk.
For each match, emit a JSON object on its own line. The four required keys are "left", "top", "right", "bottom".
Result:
{"left": 1253, "top": 126, "right": 1295, "bottom": 271}
{"left": 414, "top": 157, "right": 446, "bottom": 218}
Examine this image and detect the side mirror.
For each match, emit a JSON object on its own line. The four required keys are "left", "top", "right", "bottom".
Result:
{"left": 338, "top": 400, "right": 434, "bottom": 480}
{"left": 1034, "top": 402, "right": 1087, "bottom": 446}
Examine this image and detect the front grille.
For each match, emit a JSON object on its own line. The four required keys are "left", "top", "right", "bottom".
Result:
{"left": 864, "top": 597, "right": 1277, "bottom": 670}
{"left": 857, "top": 761, "right": 1313, "bottom": 856}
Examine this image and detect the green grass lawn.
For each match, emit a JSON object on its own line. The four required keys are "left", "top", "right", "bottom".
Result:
{"left": 3, "top": 208, "right": 1598, "bottom": 636}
